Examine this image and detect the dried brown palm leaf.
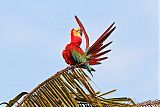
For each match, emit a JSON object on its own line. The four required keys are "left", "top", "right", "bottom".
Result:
{"left": 3, "top": 64, "right": 138, "bottom": 107}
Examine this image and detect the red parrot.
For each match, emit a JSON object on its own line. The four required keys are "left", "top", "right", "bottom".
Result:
{"left": 62, "top": 16, "right": 116, "bottom": 76}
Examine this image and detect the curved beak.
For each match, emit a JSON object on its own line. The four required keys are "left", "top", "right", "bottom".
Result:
{"left": 79, "top": 29, "right": 82, "bottom": 36}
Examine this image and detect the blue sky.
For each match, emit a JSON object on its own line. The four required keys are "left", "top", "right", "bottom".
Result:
{"left": 0, "top": 0, "right": 158, "bottom": 104}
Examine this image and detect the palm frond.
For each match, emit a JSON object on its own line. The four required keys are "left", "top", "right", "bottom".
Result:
{"left": 14, "top": 65, "right": 136, "bottom": 107}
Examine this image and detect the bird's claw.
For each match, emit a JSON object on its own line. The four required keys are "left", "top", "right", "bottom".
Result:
{"left": 66, "top": 65, "right": 75, "bottom": 70}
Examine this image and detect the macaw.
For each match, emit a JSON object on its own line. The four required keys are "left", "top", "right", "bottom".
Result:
{"left": 62, "top": 16, "right": 116, "bottom": 76}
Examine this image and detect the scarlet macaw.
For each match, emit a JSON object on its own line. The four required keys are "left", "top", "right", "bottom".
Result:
{"left": 62, "top": 16, "right": 116, "bottom": 76}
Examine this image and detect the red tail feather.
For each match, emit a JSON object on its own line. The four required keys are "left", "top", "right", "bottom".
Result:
{"left": 89, "top": 61, "right": 101, "bottom": 65}
{"left": 92, "top": 50, "right": 111, "bottom": 58}
{"left": 93, "top": 57, "right": 108, "bottom": 61}
{"left": 87, "top": 23, "right": 116, "bottom": 55}
{"left": 75, "top": 16, "right": 89, "bottom": 50}
{"left": 86, "top": 22, "right": 115, "bottom": 65}
{"left": 90, "top": 41, "right": 112, "bottom": 56}
{"left": 89, "top": 57, "right": 108, "bottom": 65}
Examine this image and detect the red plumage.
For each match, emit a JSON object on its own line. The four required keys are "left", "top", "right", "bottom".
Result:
{"left": 62, "top": 43, "right": 85, "bottom": 65}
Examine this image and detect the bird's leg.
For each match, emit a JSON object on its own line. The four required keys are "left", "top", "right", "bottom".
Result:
{"left": 74, "top": 64, "right": 80, "bottom": 69}
{"left": 75, "top": 62, "right": 87, "bottom": 69}
{"left": 78, "top": 61, "right": 89, "bottom": 67}
{"left": 66, "top": 61, "right": 89, "bottom": 71}
{"left": 66, "top": 65, "right": 75, "bottom": 71}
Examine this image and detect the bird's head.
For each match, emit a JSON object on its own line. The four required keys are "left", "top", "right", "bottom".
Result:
{"left": 71, "top": 28, "right": 83, "bottom": 46}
